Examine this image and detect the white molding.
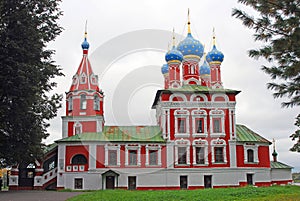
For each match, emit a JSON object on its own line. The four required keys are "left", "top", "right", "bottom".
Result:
{"left": 125, "top": 144, "right": 141, "bottom": 166}
{"left": 192, "top": 139, "right": 209, "bottom": 165}
{"left": 169, "top": 93, "right": 187, "bottom": 102}
{"left": 145, "top": 144, "right": 162, "bottom": 166}
{"left": 190, "top": 94, "right": 208, "bottom": 102}
{"left": 105, "top": 144, "right": 121, "bottom": 166}
{"left": 191, "top": 110, "right": 208, "bottom": 138}
{"left": 244, "top": 143, "right": 259, "bottom": 163}
{"left": 211, "top": 139, "right": 227, "bottom": 164}
{"left": 175, "top": 139, "right": 190, "bottom": 165}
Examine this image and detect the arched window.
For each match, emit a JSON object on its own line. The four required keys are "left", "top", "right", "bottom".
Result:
{"left": 94, "top": 95, "right": 100, "bottom": 110}
{"left": 80, "top": 94, "right": 87, "bottom": 110}
{"left": 68, "top": 96, "right": 73, "bottom": 111}
{"left": 247, "top": 149, "right": 254, "bottom": 163}
{"left": 74, "top": 122, "right": 82, "bottom": 135}
{"left": 71, "top": 154, "right": 87, "bottom": 165}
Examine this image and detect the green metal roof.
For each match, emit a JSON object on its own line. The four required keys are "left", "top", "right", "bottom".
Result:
{"left": 43, "top": 143, "right": 58, "bottom": 154}
{"left": 236, "top": 124, "right": 271, "bottom": 144}
{"left": 271, "top": 161, "right": 293, "bottom": 169}
{"left": 56, "top": 126, "right": 165, "bottom": 143}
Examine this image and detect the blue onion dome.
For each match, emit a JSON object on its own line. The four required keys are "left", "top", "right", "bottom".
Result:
{"left": 165, "top": 46, "right": 183, "bottom": 62}
{"left": 200, "top": 60, "right": 210, "bottom": 75}
{"left": 81, "top": 33, "right": 90, "bottom": 50}
{"left": 206, "top": 44, "right": 224, "bottom": 63}
{"left": 161, "top": 64, "right": 169, "bottom": 74}
{"left": 177, "top": 33, "right": 204, "bottom": 58}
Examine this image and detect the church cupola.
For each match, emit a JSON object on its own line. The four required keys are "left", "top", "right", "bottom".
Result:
{"left": 165, "top": 29, "right": 183, "bottom": 88}
{"left": 177, "top": 9, "right": 204, "bottom": 85}
{"left": 161, "top": 63, "right": 169, "bottom": 89}
{"left": 62, "top": 28, "right": 105, "bottom": 138}
{"left": 206, "top": 29, "right": 224, "bottom": 89}
{"left": 199, "top": 59, "right": 211, "bottom": 87}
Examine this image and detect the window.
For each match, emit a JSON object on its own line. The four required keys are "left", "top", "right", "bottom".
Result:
{"left": 68, "top": 96, "right": 73, "bottom": 111}
{"left": 178, "top": 147, "right": 187, "bottom": 164}
{"left": 213, "top": 118, "right": 221, "bottom": 133}
{"left": 108, "top": 150, "right": 117, "bottom": 166}
{"left": 247, "top": 149, "right": 254, "bottom": 163}
{"left": 80, "top": 94, "right": 87, "bottom": 110}
{"left": 74, "top": 122, "right": 82, "bottom": 135}
{"left": 178, "top": 118, "right": 186, "bottom": 133}
{"left": 149, "top": 150, "right": 158, "bottom": 165}
{"left": 196, "top": 147, "right": 205, "bottom": 164}
{"left": 74, "top": 178, "right": 83, "bottom": 189}
{"left": 80, "top": 73, "right": 87, "bottom": 84}
{"left": 214, "top": 147, "right": 224, "bottom": 163}
{"left": 94, "top": 95, "right": 100, "bottom": 110}
{"left": 72, "top": 154, "right": 87, "bottom": 165}
{"left": 196, "top": 119, "right": 203, "bottom": 133}
{"left": 129, "top": 150, "right": 137, "bottom": 165}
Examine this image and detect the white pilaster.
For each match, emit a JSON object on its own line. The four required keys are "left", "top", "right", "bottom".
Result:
{"left": 89, "top": 144, "right": 96, "bottom": 170}
{"left": 229, "top": 140, "right": 237, "bottom": 167}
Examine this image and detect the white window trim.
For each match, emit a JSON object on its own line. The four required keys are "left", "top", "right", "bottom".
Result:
{"left": 211, "top": 139, "right": 227, "bottom": 164}
{"left": 73, "top": 121, "right": 82, "bottom": 135}
{"left": 145, "top": 144, "right": 162, "bottom": 166}
{"left": 169, "top": 93, "right": 187, "bottom": 102}
{"left": 244, "top": 144, "right": 259, "bottom": 164}
{"left": 190, "top": 94, "right": 208, "bottom": 102}
{"left": 125, "top": 144, "right": 141, "bottom": 166}
{"left": 192, "top": 139, "right": 208, "bottom": 166}
{"left": 105, "top": 144, "right": 121, "bottom": 166}
{"left": 80, "top": 73, "right": 87, "bottom": 84}
{"left": 192, "top": 110, "right": 208, "bottom": 138}
{"left": 209, "top": 109, "right": 225, "bottom": 138}
{"left": 174, "top": 110, "right": 190, "bottom": 138}
{"left": 175, "top": 139, "right": 190, "bottom": 165}
{"left": 212, "top": 93, "right": 229, "bottom": 102}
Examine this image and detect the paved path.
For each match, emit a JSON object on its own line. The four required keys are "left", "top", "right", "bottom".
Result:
{"left": 0, "top": 190, "right": 84, "bottom": 201}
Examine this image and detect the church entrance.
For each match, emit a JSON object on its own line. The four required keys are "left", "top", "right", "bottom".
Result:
{"left": 106, "top": 176, "right": 115, "bottom": 189}
{"left": 204, "top": 175, "right": 212, "bottom": 188}
{"left": 101, "top": 170, "right": 119, "bottom": 190}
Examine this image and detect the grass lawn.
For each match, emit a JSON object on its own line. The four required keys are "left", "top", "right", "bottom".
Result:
{"left": 67, "top": 185, "right": 300, "bottom": 201}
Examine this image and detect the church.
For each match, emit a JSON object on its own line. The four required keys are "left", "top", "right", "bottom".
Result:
{"left": 9, "top": 14, "right": 292, "bottom": 190}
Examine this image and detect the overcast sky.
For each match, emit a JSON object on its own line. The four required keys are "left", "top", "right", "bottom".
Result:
{"left": 46, "top": 0, "right": 299, "bottom": 171}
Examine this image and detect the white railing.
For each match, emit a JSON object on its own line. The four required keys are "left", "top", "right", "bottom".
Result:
{"left": 42, "top": 167, "right": 58, "bottom": 185}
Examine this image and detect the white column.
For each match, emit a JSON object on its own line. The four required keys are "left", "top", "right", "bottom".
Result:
{"left": 57, "top": 144, "right": 66, "bottom": 188}
{"left": 89, "top": 144, "right": 97, "bottom": 170}
{"left": 61, "top": 117, "right": 68, "bottom": 138}
{"left": 166, "top": 142, "right": 174, "bottom": 169}
{"left": 229, "top": 140, "right": 237, "bottom": 167}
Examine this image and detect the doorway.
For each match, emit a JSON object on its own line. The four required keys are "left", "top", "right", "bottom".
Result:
{"left": 204, "top": 175, "right": 212, "bottom": 188}
{"left": 128, "top": 176, "right": 136, "bottom": 190}
{"left": 247, "top": 174, "right": 253, "bottom": 185}
{"left": 106, "top": 176, "right": 115, "bottom": 189}
{"left": 180, "top": 176, "right": 188, "bottom": 189}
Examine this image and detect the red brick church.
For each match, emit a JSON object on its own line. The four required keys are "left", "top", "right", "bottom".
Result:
{"left": 9, "top": 14, "right": 292, "bottom": 190}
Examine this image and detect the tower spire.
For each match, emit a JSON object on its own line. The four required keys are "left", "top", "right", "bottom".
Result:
{"left": 172, "top": 28, "right": 176, "bottom": 47}
{"left": 272, "top": 138, "right": 278, "bottom": 162}
{"left": 187, "top": 8, "right": 191, "bottom": 34}
{"left": 212, "top": 27, "right": 216, "bottom": 46}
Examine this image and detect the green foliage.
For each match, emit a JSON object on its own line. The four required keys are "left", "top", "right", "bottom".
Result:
{"left": 67, "top": 186, "right": 300, "bottom": 201}
{"left": 0, "top": 0, "right": 63, "bottom": 165}
{"left": 232, "top": 0, "right": 300, "bottom": 152}
{"left": 290, "top": 114, "right": 300, "bottom": 152}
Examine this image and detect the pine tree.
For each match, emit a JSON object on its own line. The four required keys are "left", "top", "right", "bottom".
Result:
{"left": 232, "top": 0, "right": 300, "bottom": 152}
{"left": 0, "top": 0, "right": 63, "bottom": 165}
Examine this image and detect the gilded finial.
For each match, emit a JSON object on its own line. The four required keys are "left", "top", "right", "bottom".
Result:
{"left": 84, "top": 20, "right": 88, "bottom": 38}
{"left": 187, "top": 8, "right": 191, "bottom": 34}
{"left": 212, "top": 27, "right": 216, "bottom": 46}
{"left": 172, "top": 28, "right": 176, "bottom": 47}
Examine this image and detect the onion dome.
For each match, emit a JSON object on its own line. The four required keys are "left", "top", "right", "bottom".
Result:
{"left": 200, "top": 60, "right": 210, "bottom": 75}
{"left": 161, "top": 64, "right": 169, "bottom": 74}
{"left": 165, "top": 46, "right": 183, "bottom": 62}
{"left": 206, "top": 30, "right": 224, "bottom": 63}
{"left": 165, "top": 29, "right": 183, "bottom": 62}
{"left": 177, "top": 10, "right": 204, "bottom": 58}
{"left": 81, "top": 32, "right": 90, "bottom": 50}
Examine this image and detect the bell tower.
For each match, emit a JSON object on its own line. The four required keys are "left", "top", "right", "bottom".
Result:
{"left": 61, "top": 30, "right": 104, "bottom": 138}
